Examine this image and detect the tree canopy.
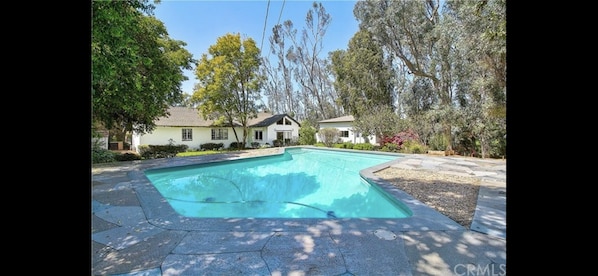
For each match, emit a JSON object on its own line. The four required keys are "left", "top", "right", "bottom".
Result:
{"left": 92, "top": 0, "right": 194, "bottom": 135}
{"left": 192, "top": 33, "right": 263, "bottom": 149}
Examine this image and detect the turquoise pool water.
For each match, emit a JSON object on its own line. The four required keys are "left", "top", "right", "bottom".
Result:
{"left": 144, "top": 148, "right": 412, "bottom": 218}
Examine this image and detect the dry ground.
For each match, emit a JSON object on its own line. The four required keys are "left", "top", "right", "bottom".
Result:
{"left": 374, "top": 167, "right": 481, "bottom": 228}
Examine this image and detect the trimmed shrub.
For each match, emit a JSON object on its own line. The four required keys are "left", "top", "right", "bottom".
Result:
{"left": 200, "top": 143, "right": 224, "bottom": 151}
{"left": 353, "top": 143, "right": 374, "bottom": 151}
{"left": 140, "top": 144, "right": 188, "bottom": 159}
{"left": 114, "top": 152, "right": 142, "bottom": 161}
{"left": 229, "top": 142, "right": 244, "bottom": 149}
{"left": 92, "top": 146, "right": 117, "bottom": 164}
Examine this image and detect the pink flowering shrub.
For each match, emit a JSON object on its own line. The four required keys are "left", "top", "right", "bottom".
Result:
{"left": 380, "top": 129, "right": 420, "bottom": 151}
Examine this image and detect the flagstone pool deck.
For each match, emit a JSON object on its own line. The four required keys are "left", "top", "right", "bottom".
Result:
{"left": 91, "top": 147, "right": 506, "bottom": 276}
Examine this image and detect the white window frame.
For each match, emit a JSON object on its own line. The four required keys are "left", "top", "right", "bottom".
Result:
{"left": 211, "top": 128, "right": 228, "bottom": 140}
{"left": 182, "top": 128, "right": 193, "bottom": 141}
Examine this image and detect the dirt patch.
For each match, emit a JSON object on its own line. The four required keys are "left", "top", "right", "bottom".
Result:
{"left": 374, "top": 168, "right": 481, "bottom": 228}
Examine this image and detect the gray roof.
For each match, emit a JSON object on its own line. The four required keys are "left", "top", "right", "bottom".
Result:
{"left": 155, "top": 107, "right": 299, "bottom": 128}
{"left": 318, "top": 115, "right": 355, "bottom": 123}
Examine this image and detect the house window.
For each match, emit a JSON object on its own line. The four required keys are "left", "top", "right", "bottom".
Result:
{"left": 277, "top": 118, "right": 284, "bottom": 125}
{"left": 182, "top": 129, "right": 193, "bottom": 141}
{"left": 254, "top": 130, "right": 263, "bottom": 141}
{"left": 211, "top": 128, "right": 228, "bottom": 140}
{"left": 285, "top": 118, "right": 291, "bottom": 125}
{"left": 340, "top": 130, "right": 349, "bottom": 138}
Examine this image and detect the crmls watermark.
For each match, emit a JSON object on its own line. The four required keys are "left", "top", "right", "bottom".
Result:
{"left": 453, "top": 263, "right": 506, "bottom": 276}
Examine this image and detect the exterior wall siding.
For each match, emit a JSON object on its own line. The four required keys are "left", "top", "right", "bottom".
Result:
{"left": 317, "top": 122, "right": 378, "bottom": 145}
{"left": 133, "top": 117, "right": 301, "bottom": 152}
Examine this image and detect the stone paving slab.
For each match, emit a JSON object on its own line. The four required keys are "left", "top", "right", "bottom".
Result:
{"left": 92, "top": 222, "right": 165, "bottom": 250}
{"left": 400, "top": 230, "right": 506, "bottom": 276}
{"left": 92, "top": 185, "right": 140, "bottom": 206}
{"left": 470, "top": 205, "right": 506, "bottom": 238}
{"left": 93, "top": 230, "right": 187, "bottom": 275}
{"left": 172, "top": 231, "right": 274, "bottom": 254}
{"left": 162, "top": 252, "right": 270, "bottom": 276}
{"left": 331, "top": 230, "right": 412, "bottom": 275}
{"left": 262, "top": 232, "right": 346, "bottom": 275}
{"left": 91, "top": 213, "right": 119, "bottom": 233}
{"left": 93, "top": 206, "right": 148, "bottom": 226}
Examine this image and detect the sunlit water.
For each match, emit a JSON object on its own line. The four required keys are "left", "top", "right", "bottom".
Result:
{"left": 144, "top": 147, "right": 412, "bottom": 218}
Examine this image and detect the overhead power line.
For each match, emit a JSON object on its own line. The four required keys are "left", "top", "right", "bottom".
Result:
{"left": 260, "top": 0, "right": 271, "bottom": 52}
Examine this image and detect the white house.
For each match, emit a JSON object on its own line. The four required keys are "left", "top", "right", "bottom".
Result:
{"left": 131, "top": 106, "right": 301, "bottom": 152}
{"left": 316, "top": 115, "right": 378, "bottom": 145}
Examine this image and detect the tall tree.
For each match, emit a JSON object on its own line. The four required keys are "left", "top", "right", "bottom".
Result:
{"left": 354, "top": 0, "right": 457, "bottom": 151}
{"left": 274, "top": 2, "right": 340, "bottom": 122}
{"left": 444, "top": 0, "right": 506, "bottom": 158}
{"left": 330, "top": 29, "right": 394, "bottom": 119}
{"left": 193, "top": 33, "right": 263, "bottom": 149}
{"left": 92, "top": 0, "right": 194, "bottom": 137}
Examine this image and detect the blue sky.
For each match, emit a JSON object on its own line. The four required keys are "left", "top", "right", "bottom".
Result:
{"left": 153, "top": 0, "right": 359, "bottom": 94}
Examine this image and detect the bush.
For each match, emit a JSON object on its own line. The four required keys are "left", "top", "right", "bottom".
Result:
{"left": 250, "top": 142, "right": 260, "bottom": 148}
{"left": 400, "top": 140, "right": 428, "bottom": 154}
{"left": 114, "top": 152, "right": 142, "bottom": 161}
{"left": 353, "top": 143, "right": 374, "bottom": 151}
{"left": 428, "top": 133, "right": 446, "bottom": 151}
{"left": 380, "top": 129, "right": 421, "bottom": 151}
{"left": 92, "top": 146, "right": 117, "bottom": 164}
{"left": 200, "top": 143, "right": 224, "bottom": 150}
{"left": 229, "top": 142, "right": 244, "bottom": 149}
{"left": 319, "top": 128, "right": 339, "bottom": 147}
{"left": 139, "top": 144, "right": 188, "bottom": 159}
{"left": 379, "top": 143, "right": 399, "bottom": 152}
{"left": 298, "top": 122, "right": 317, "bottom": 145}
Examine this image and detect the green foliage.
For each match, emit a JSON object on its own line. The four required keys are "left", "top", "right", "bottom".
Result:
{"left": 92, "top": 145, "right": 117, "bottom": 164}
{"left": 379, "top": 143, "right": 399, "bottom": 152}
{"left": 298, "top": 121, "right": 317, "bottom": 145}
{"left": 333, "top": 142, "right": 353, "bottom": 149}
{"left": 318, "top": 128, "right": 339, "bottom": 147}
{"left": 229, "top": 142, "right": 245, "bottom": 150}
{"left": 92, "top": 0, "right": 194, "bottom": 134}
{"left": 114, "top": 152, "right": 142, "bottom": 161}
{"left": 428, "top": 133, "right": 447, "bottom": 151}
{"left": 200, "top": 143, "right": 224, "bottom": 151}
{"left": 400, "top": 140, "right": 428, "bottom": 154}
{"left": 139, "top": 144, "right": 189, "bottom": 159}
{"left": 353, "top": 143, "right": 374, "bottom": 151}
{"left": 352, "top": 106, "right": 402, "bottom": 141}
{"left": 193, "top": 33, "right": 263, "bottom": 148}
{"left": 314, "top": 142, "right": 326, "bottom": 147}
{"left": 330, "top": 29, "right": 394, "bottom": 119}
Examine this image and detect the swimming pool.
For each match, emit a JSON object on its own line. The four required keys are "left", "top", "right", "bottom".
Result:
{"left": 144, "top": 147, "right": 413, "bottom": 218}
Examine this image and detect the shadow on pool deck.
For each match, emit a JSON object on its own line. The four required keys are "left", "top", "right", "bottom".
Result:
{"left": 91, "top": 147, "right": 506, "bottom": 276}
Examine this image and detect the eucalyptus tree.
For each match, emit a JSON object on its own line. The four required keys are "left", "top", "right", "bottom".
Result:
{"left": 261, "top": 23, "right": 298, "bottom": 117}
{"left": 330, "top": 29, "right": 394, "bottom": 119}
{"left": 193, "top": 33, "right": 264, "bottom": 149}
{"left": 440, "top": 0, "right": 506, "bottom": 157}
{"left": 92, "top": 0, "right": 194, "bottom": 138}
{"left": 354, "top": 0, "right": 458, "bottom": 151}
{"left": 275, "top": 2, "right": 340, "bottom": 122}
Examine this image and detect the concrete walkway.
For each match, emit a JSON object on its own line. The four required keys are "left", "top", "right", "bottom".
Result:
{"left": 92, "top": 147, "right": 506, "bottom": 276}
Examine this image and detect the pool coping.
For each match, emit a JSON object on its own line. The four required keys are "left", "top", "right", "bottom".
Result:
{"left": 123, "top": 146, "right": 464, "bottom": 233}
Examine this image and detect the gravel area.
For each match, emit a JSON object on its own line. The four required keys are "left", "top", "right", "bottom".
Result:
{"left": 374, "top": 167, "right": 481, "bottom": 229}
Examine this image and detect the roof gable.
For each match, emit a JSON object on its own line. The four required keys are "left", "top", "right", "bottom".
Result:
{"left": 155, "top": 107, "right": 300, "bottom": 128}
{"left": 318, "top": 115, "right": 355, "bottom": 123}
